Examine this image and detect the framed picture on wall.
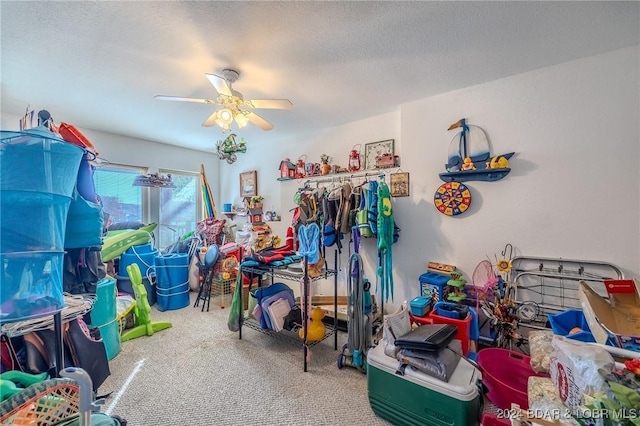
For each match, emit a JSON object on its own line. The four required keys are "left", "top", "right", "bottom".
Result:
{"left": 364, "top": 139, "right": 394, "bottom": 170}
{"left": 390, "top": 172, "right": 410, "bottom": 197}
{"left": 239, "top": 170, "right": 257, "bottom": 198}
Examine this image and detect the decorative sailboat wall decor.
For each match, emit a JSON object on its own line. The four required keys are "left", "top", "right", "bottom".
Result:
{"left": 439, "top": 118, "right": 515, "bottom": 183}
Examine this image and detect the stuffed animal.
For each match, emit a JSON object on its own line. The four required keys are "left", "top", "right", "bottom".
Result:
{"left": 299, "top": 306, "right": 326, "bottom": 342}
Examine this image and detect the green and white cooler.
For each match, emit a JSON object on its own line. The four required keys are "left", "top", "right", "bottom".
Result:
{"left": 367, "top": 343, "right": 482, "bottom": 426}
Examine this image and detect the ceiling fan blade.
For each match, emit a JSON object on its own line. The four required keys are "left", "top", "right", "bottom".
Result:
{"left": 205, "top": 73, "right": 232, "bottom": 97}
{"left": 202, "top": 111, "right": 219, "bottom": 127}
{"left": 155, "top": 95, "right": 215, "bottom": 104}
{"left": 246, "top": 111, "right": 274, "bottom": 131}
{"left": 245, "top": 99, "right": 293, "bottom": 110}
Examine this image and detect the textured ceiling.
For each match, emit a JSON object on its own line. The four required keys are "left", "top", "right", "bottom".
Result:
{"left": 1, "top": 1, "right": 638, "bottom": 152}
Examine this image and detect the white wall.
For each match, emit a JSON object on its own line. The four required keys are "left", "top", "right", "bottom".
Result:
{"left": 224, "top": 46, "right": 640, "bottom": 310}
{"left": 396, "top": 46, "right": 640, "bottom": 306}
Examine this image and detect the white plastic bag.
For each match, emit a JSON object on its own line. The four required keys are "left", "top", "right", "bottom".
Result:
{"left": 549, "top": 335, "right": 614, "bottom": 412}
{"left": 382, "top": 302, "right": 412, "bottom": 358}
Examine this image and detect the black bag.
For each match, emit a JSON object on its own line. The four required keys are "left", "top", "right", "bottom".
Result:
{"left": 63, "top": 247, "right": 106, "bottom": 294}
{"left": 394, "top": 324, "right": 457, "bottom": 352}
{"left": 64, "top": 318, "right": 111, "bottom": 391}
{"left": 22, "top": 318, "right": 110, "bottom": 391}
{"left": 395, "top": 339, "right": 462, "bottom": 382}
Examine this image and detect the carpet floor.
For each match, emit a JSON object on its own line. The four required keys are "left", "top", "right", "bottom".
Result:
{"left": 98, "top": 293, "right": 392, "bottom": 426}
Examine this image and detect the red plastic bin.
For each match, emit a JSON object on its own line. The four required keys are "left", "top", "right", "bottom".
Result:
{"left": 428, "top": 309, "right": 472, "bottom": 355}
{"left": 481, "top": 413, "right": 510, "bottom": 426}
{"left": 477, "top": 348, "right": 548, "bottom": 410}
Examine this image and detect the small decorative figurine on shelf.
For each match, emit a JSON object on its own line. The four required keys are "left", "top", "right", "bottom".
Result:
{"left": 278, "top": 158, "right": 297, "bottom": 180}
{"left": 247, "top": 195, "right": 264, "bottom": 209}
{"left": 348, "top": 144, "right": 362, "bottom": 172}
{"left": 296, "top": 156, "right": 307, "bottom": 178}
{"left": 375, "top": 153, "right": 398, "bottom": 169}
{"left": 320, "top": 154, "right": 331, "bottom": 175}
{"left": 461, "top": 157, "right": 476, "bottom": 171}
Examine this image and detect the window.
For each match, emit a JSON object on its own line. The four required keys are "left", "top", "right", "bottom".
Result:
{"left": 94, "top": 164, "right": 147, "bottom": 226}
{"left": 158, "top": 170, "right": 201, "bottom": 249}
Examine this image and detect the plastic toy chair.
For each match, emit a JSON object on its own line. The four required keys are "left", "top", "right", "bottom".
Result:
{"left": 121, "top": 263, "right": 172, "bottom": 342}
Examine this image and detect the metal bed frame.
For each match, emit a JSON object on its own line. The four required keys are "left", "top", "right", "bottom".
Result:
{"left": 508, "top": 256, "right": 623, "bottom": 329}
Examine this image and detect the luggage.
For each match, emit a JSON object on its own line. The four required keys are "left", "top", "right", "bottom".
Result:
{"left": 367, "top": 343, "right": 481, "bottom": 426}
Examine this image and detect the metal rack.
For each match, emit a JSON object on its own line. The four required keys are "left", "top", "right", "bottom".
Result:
{"left": 508, "top": 256, "right": 623, "bottom": 329}
{"left": 238, "top": 250, "right": 339, "bottom": 372}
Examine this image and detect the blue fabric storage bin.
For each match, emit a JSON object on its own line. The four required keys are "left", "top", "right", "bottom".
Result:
{"left": 156, "top": 283, "right": 190, "bottom": 311}
{"left": 0, "top": 251, "right": 66, "bottom": 322}
{"left": 1, "top": 127, "right": 83, "bottom": 253}
{"left": 0, "top": 127, "right": 84, "bottom": 196}
{"left": 154, "top": 253, "right": 189, "bottom": 311}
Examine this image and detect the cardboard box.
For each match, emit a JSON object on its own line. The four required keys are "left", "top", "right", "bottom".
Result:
{"left": 578, "top": 280, "right": 640, "bottom": 351}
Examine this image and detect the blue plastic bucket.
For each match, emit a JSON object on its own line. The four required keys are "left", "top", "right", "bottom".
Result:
{"left": 120, "top": 244, "right": 157, "bottom": 279}
{"left": 156, "top": 283, "right": 190, "bottom": 311}
{"left": 91, "top": 277, "right": 117, "bottom": 326}
{"left": 0, "top": 251, "right": 65, "bottom": 322}
{"left": 98, "top": 317, "right": 121, "bottom": 360}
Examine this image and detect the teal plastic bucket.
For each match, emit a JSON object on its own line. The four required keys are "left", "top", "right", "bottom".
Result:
{"left": 92, "top": 277, "right": 117, "bottom": 326}
{"left": 120, "top": 244, "right": 157, "bottom": 279}
{"left": 98, "top": 317, "right": 121, "bottom": 360}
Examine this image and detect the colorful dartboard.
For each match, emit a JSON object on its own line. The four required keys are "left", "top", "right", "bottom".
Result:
{"left": 434, "top": 181, "right": 472, "bottom": 216}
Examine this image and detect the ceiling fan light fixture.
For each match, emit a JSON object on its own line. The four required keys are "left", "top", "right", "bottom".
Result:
{"left": 234, "top": 112, "right": 248, "bottom": 128}
{"left": 215, "top": 108, "right": 234, "bottom": 130}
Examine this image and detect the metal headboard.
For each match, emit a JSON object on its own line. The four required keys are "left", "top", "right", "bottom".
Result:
{"left": 508, "top": 256, "right": 624, "bottom": 328}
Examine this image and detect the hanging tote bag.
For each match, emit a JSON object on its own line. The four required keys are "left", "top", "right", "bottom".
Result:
{"left": 227, "top": 272, "right": 243, "bottom": 332}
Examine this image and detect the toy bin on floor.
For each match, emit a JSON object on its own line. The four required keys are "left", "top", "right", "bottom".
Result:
{"left": 0, "top": 251, "right": 66, "bottom": 322}
{"left": 116, "top": 274, "right": 156, "bottom": 306}
{"left": 367, "top": 343, "right": 481, "bottom": 426}
{"left": 419, "top": 272, "right": 450, "bottom": 303}
{"left": 477, "top": 348, "right": 548, "bottom": 410}
{"left": 427, "top": 307, "right": 472, "bottom": 356}
{"left": 548, "top": 309, "right": 596, "bottom": 343}
{"left": 155, "top": 253, "right": 190, "bottom": 311}
{"left": 90, "top": 277, "right": 121, "bottom": 360}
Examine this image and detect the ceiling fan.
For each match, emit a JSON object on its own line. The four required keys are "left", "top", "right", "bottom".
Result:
{"left": 155, "top": 69, "right": 292, "bottom": 131}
